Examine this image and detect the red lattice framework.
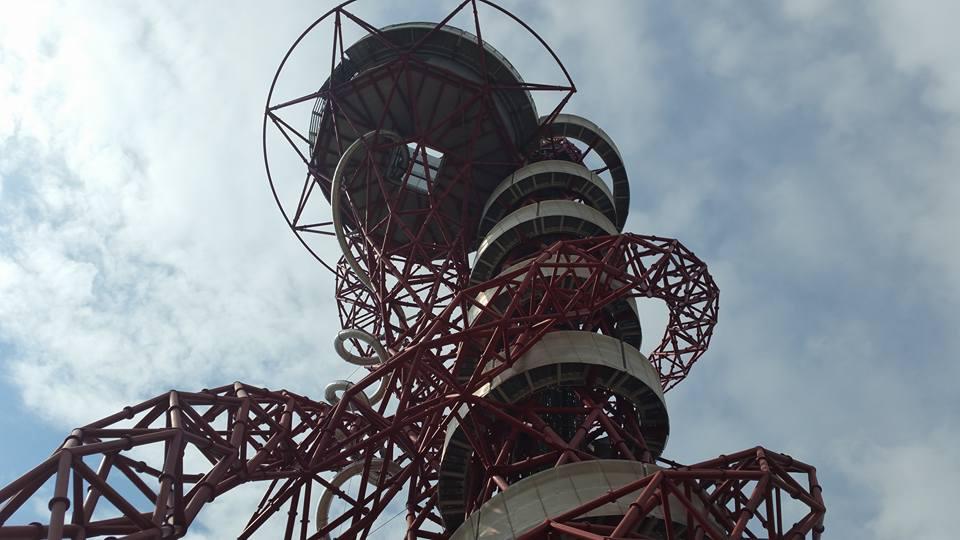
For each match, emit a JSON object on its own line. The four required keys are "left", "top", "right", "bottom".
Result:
{"left": 0, "top": 235, "right": 822, "bottom": 538}
{"left": 0, "top": 1, "right": 825, "bottom": 538}
{"left": 516, "top": 448, "right": 824, "bottom": 539}
{"left": 263, "top": 0, "right": 579, "bottom": 354}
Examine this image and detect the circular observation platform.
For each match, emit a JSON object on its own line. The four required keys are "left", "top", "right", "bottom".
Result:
{"left": 476, "top": 159, "right": 618, "bottom": 241}
{"left": 539, "top": 113, "right": 631, "bottom": 230}
{"left": 309, "top": 22, "right": 540, "bottom": 261}
{"left": 470, "top": 200, "right": 619, "bottom": 285}
{"left": 439, "top": 331, "right": 669, "bottom": 529}
{"left": 449, "top": 460, "right": 695, "bottom": 539}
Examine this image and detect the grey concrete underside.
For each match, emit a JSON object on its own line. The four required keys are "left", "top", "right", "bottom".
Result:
{"left": 470, "top": 200, "right": 619, "bottom": 285}
{"left": 450, "top": 460, "right": 688, "bottom": 539}
{"left": 439, "top": 331, "right": 669, "bottom": 529}
{"left": 539, "top": 113, "right": 630, "bottom": 229}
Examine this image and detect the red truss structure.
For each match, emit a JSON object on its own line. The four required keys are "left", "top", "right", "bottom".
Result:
{"left": 0, "top": 1, "right": 825, "bottom": 538}
{"left": 508, "top": 448, "right": 824, "bottom": 539}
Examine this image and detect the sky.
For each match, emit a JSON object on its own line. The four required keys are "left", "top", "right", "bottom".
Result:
{"left": 1, "top": 1, "right": 958, "bottom": 538}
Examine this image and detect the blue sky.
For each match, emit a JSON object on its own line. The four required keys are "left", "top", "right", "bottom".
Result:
{"left": 1, "top": 1, "right": 959, "bottom": 538}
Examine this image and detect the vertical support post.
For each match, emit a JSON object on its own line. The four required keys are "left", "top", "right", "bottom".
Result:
{"left": 48, "top": 429, "right": 82, "bottom": 540}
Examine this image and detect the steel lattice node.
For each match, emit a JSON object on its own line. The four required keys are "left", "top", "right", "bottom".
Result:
{"left": 0, "top": 1, "right": 825, "bottom": 538}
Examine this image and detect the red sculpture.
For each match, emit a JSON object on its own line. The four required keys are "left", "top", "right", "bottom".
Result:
{"left": 0, "top": 1, "right": 824, "bottom": 538}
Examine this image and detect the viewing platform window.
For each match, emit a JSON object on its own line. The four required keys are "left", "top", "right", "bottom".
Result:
{"left": 390, "top": 142, "right": 443, "bottom": 194}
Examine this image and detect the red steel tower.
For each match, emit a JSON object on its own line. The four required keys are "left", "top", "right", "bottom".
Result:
{"left": 0, "top": 2, "right": 825, "bottom": 538}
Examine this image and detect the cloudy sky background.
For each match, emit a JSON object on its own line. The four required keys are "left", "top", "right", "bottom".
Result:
{"left": 1, "top": 1, "right": 958, "bottom": 538}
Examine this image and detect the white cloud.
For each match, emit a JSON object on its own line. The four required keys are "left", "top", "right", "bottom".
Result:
{"left": 0, "top": 2, "right": 350, "bottom": 425}
{"left": 842, "top": 427, "right": 960, "bottom": 540}
{"left": 872, "top": 1, "right": 960, "bottom": 114}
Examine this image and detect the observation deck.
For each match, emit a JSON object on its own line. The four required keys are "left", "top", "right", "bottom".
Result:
{"left": 309, "top": 22, "right": 539, "bottom": 260}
